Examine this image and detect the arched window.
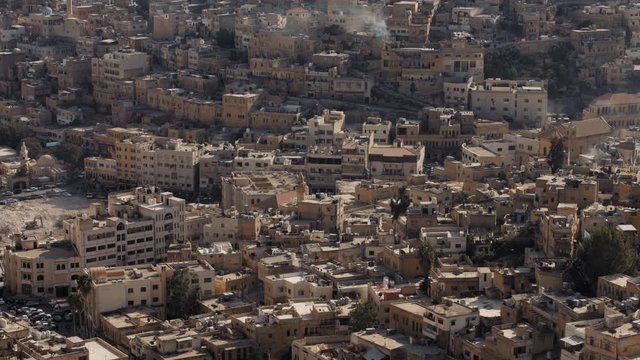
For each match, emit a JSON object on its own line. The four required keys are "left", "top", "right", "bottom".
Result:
{"left": 164, "top": 213, "right": 173, "bottom": 220}
{"left": 36, "top": 275, "right": 44, "bottom": 281}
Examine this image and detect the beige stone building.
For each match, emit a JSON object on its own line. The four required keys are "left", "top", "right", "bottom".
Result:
{"left": 232, "top": 301, "right": 337, "bottom": 359}
{"left": 362, "top": 117, "right": 392, "bottom": 145}
{"left": 130, "top": 328, "right": 210, "bottom": 360}
{"left": 115, "top": 135, "right": 154, "bottom": 188}
{"left": 140, "top": 140, "right": 203, "bottom": 194}
{"left": 221, "top": 92, "right": 261, "bottom": 128}
{"left": 196, "top": 242, "right": 242, "bottom": 272}
{"left": 470, "top": 79, "right": 547, "bottom": 126}
{"left": 424, "top": 299, "right": 481, "bottom": 351}
{"left": 146, "top": 87, "right": 220, "bottom": 125}
{"left": 221, "top": 171, "right": 307, "bottom": 211}
{"left": 582, "top": 92, "right": 640, "bottom": 128}
{"left": 461, "top": 143, "right": 504, "bottom": 166}
{"left": 571, "top": 28, "right": 625, "bottom": 82}
{"left": 583, "top": 313, "right": 640, "bottom": 360}
{"left": 379, "top": 245, "right": 425, "bottom": 279}
{"left": 368, "top": 142, "right": 425, "bottom": 181}
{"left": 64, "top": 187, "right": 185, "bottom": 267}
{"left": 85, "top": 156, "right": 117, "bottom": 189}
{"left": 381, "top": 37, "right": 484, "bottom": 98}
{"left": 4, "top": 236, "right": 84, "bottom": 298}
{"left": 263, "top": 272, "right": 332, "bottom": 305}
{"left": 295, "top": 195, "right": 345, "bottom": 233}
{"left": 86, "top": 260, "right": 215, "bottom": 327}
{"left": 539, "top": 204, "right": 579, "bottom": 257}
{"left": 91, "top": 49, "right": 150, "bottom": 84}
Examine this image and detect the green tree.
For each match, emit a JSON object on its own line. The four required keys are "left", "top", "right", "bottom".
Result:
{"left": 416, "top": 240, "right": 436, "bottom": 293}
{"left": 0, "top": 125, "right": 19, "bottom": 148}
{"left": 349, "top": 302, "right": 377, "bottom": 331}
{"left": 166, "top": 268, "right": 201, "bottom": 319}
{"left": 570, "top": 228, "right": 637, "bottom": 295}
{"left": 67, "top": 293, "right": 83, "bottom": 336}
{"left": 54, "top": 143, "right": 85, "bottom": 169}
{"left": 547, "top": 138, "right": 566, "bottom": 173}
{"left": 215, "top": 29, "right": 236, "bottom": 49}
{"left": 390, "top": 187, "right": 411, "bottom": 241}
{"left": 22, "top": 137, "right": 43, "bottom": 159}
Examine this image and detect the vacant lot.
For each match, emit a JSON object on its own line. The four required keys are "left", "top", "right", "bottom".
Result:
{"left": 0, "top": 195, "right": 97, "bottom": 243}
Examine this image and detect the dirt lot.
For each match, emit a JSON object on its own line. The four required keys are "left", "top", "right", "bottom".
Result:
{"left": 0, "top": 195, "right": 98, "bottom": 244}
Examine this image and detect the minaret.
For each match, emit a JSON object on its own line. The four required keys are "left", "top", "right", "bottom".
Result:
{"left": 19, "top": 141, "right": 30, "bottom": 175}
{"left": 67, "top": 0, "right": 73, "bottom": 17}
{"left": 19, "top": 141, "right": 28, "bottom": 165}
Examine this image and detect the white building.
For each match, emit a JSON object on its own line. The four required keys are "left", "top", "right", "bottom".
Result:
{"left": 420, "top": 227, "right": 467, "bottom": 254}
{"left": 470, "top": 79, "right": 548, "bottom": 127}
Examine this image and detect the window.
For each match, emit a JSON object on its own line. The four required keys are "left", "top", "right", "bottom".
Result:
{"left": 153, "top": 297, "right": 159, "bottom": 302}
{"left": 128, "top": 301, "right": 134, "bottom": 306}
{"left": 141, "top": 287, "right": 147, "bottom": 292}
{"left": 127, "top": 288, "right": 134, "bottom": 294}
{"left": 204, "top": 278, "right": 212, "bottom": 283}
{"left": 152, "top": 284, "right": 159, "bottom": 290}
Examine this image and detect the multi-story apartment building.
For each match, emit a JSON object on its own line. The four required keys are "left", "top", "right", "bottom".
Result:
{"left": 140, "top": 140, "right": 203, "bottom": 195}
{"left": 305, "top": 146, "right": 343, "bottom": 193}
{"left": 85, "top": 261, "right": 215, "bottom": 328}
{"left": 582, "top": 92, "right": 640, "bottom": 128}
{"left": 91, "top": 49, "right": 150, "bottom": 84}
{"left": 296, "top": 195, "right": 345, "bottom": 233}
{"left": 4, "top": 235, "right": 84, "bottom": 298}
{"left": 145, "top": 87, "right": 220, "bottom": 125}
{"left": 362, "top": 117, "right": 392, "bottom": 144}
{"left": 115, "top": 136, "right": 154, "bottom": 188}
{"left": 570, "top": 27, "right": 625, "bottom": 82}
{"left": 539, "top": 204, "right": 579, "bottom": 258}
{"left": 534, "top": 175, "right": 598, "bottom": 211}
{"left": 307, "top": 110, "right": 345, "bottom": 147}
{"left": 249, "top": 30, "right": 315, "bottom": 61}
{"left": 583, "top": 313, "right": 640, "bottom": 360}
{"left": 381, "top": 37, "right": 484, "bottom": 98}
{"left": 368, "top": 142, "right": 425, "bottom": 181}
{"left": 221, "top": 92, "right": 261, "bottom": 128}
{"left": 64, "top": 187, "right": 185, "bottom": 267}
{"left": 84, "top": 156, "right": 117, "bottom": 190}
{"left": 423, "top": 299, "right": 480, "bottom": 350}
{"left": 470, "top": 79, "right": 548, "bottom": 127}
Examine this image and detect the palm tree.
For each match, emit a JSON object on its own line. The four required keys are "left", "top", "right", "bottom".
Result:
{"left": 416, "top": 240, "right": 436, "bottom": 295}
{"left": 390, "top": 187, "right": 411, "bottom": 242}
{"left": 75, "top": 274, "right": 92, "bottom": 336}
{"left": 67, "top": 293, "right": 83, "bottom": 336}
